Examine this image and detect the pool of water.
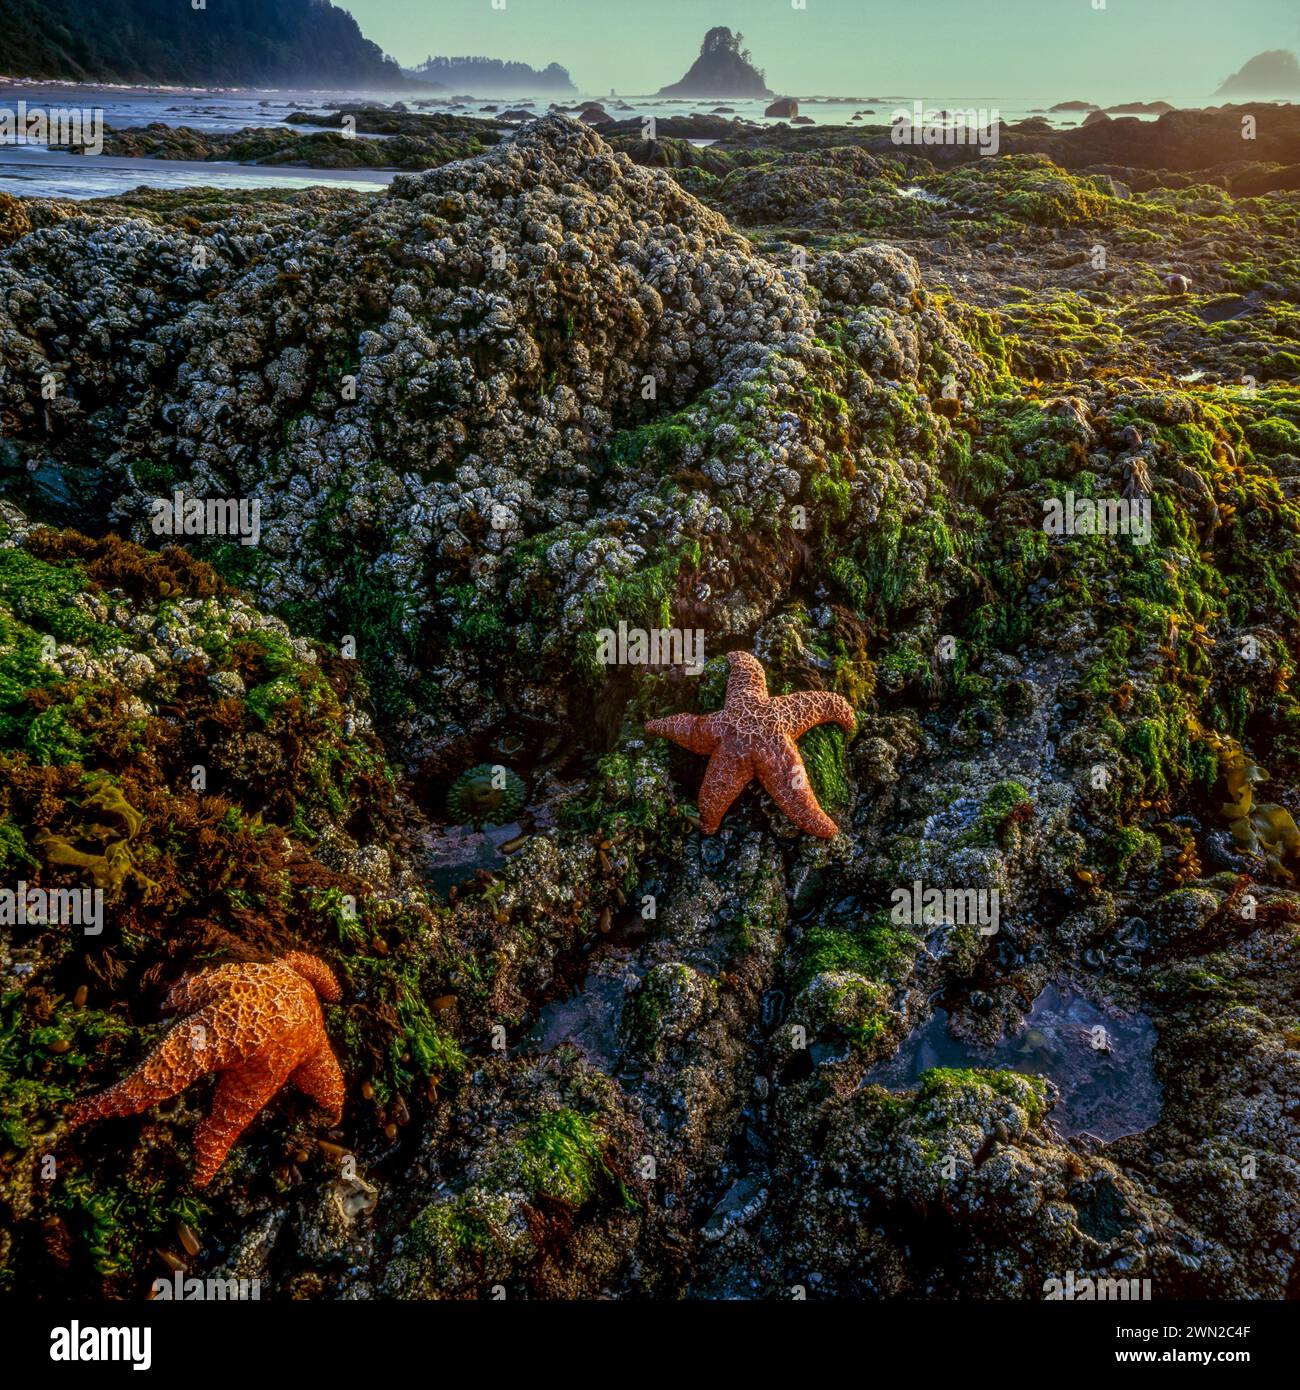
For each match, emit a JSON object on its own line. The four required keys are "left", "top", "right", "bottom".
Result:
{"left": 520, "top": 950, "right": 642, "bottom": 1070}
{"left": 898, "top": 185, "right": 951, "bottom": 205}
{"left": 418, "top": 820, "right": 521, "bottom": 899}
{"left": 864, "top": 983, "right": 1162, "bottom": 1142}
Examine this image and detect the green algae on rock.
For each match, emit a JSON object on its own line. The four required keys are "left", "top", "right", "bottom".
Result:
{"left": 2, "top": 108, "right": 1300, "bottom": 1302}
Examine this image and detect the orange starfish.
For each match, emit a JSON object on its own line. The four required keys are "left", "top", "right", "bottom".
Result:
{"left": 646, "top": 650, "right": 855, "bottom": 838}
{"left": 69, "top": 951, "right": 345, "bottom": 1187}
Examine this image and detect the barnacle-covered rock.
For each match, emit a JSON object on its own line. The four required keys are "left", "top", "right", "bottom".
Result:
{"left": 0, "top": 115, "right": 982, "bottom": 764}
{"left": 4, "top": 106, "right": 1300, "bottom": 1305}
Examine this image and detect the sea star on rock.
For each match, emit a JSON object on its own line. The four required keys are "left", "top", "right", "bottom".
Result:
{"left": 69, "top": 951, "right": 345, "bottom": 1187}
{"left": 646, "top": 650, "right": 856, "bottom": 838}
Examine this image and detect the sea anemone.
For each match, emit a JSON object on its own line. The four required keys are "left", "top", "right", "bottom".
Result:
{"left": 446, "top": 763, "right": 526, "bottom": 829}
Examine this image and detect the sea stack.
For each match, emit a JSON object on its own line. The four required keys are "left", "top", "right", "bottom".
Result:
{"left": 658, "top": 27, "right": 773, "bottom": 97}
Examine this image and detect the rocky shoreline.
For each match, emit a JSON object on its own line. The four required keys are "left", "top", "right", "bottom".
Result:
{"left": 0, "top": 110, "right": 1298, "bottom": 1300}
{"left": 59, "top": 101, "right": 1300, "bottom": 185}
{"left": 74, "top": 113, "right": 507, "bottom": 172}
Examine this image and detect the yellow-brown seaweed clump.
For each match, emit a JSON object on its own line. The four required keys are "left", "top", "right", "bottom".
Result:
{"left": 34, "top": 774, "right": 159, "bottom": 899}
{"left": 1202, "top": 730, "right": 1300, "bottom": 880}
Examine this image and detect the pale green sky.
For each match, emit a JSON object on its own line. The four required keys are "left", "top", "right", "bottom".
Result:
{"left": 344, "top": 0, "right": 1300, "bottom": 99}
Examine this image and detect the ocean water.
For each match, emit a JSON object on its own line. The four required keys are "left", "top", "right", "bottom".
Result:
{"left": 0, "top": 143, "right": 393, "bottom": 200}
{"left": 0, "top": 80, "right": 1241, "bottom": 201}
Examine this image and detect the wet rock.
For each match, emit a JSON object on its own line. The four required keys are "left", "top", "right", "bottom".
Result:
{"left": 1150, "top": 888, "right": 1220, "bottom": 948}
{"left": 701, "top": 1176, "right": 768, "bottom": 1242}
